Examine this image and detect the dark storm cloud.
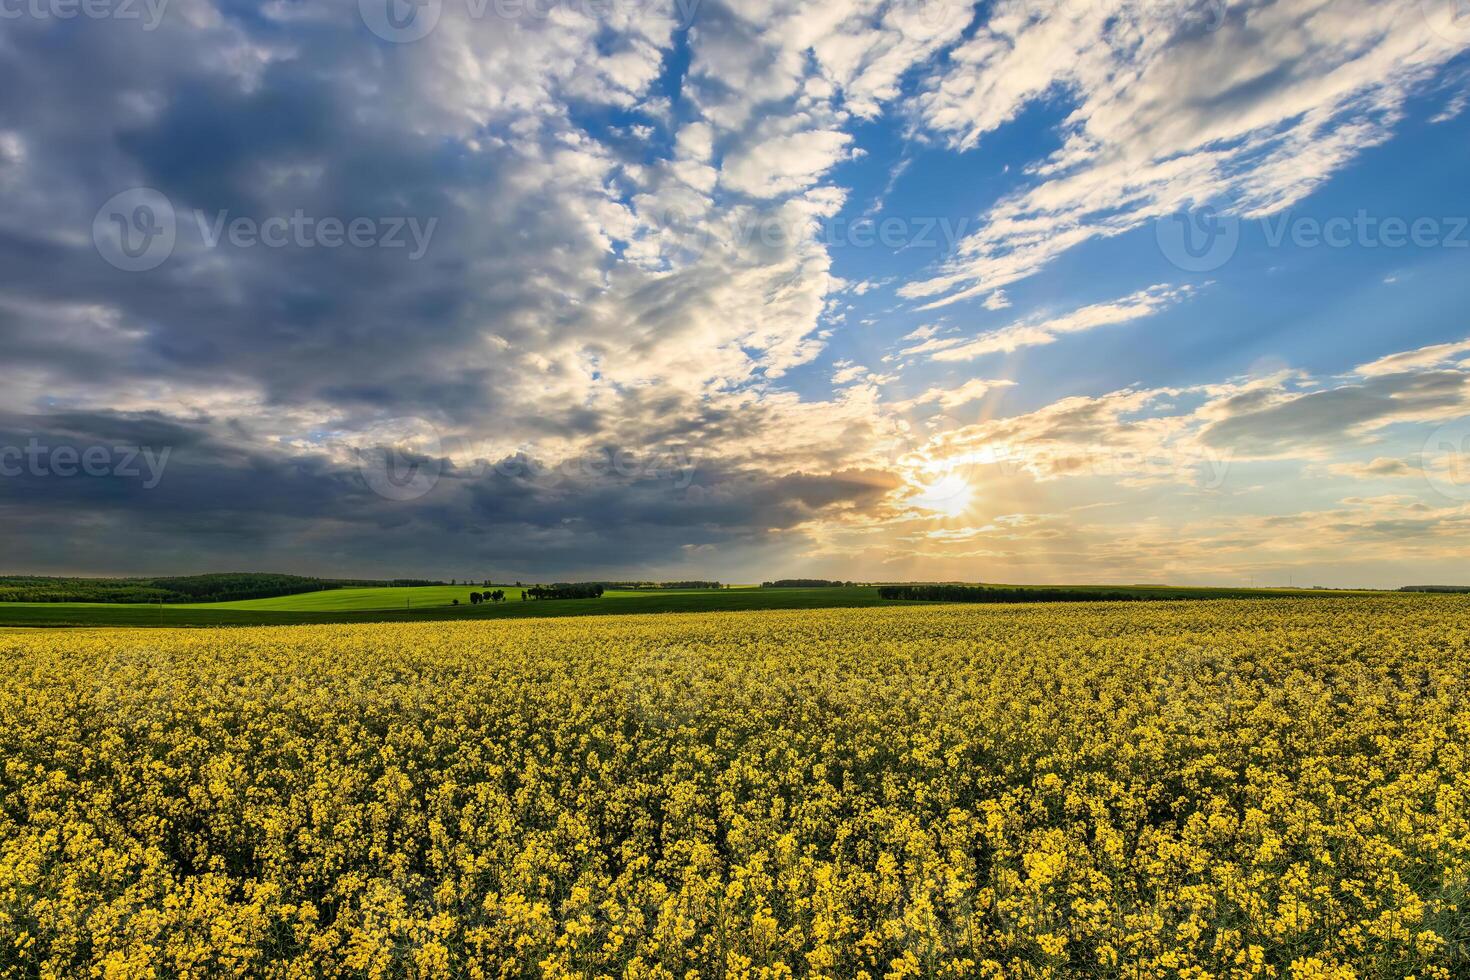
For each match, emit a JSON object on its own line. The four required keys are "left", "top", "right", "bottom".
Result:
{"left": 0, "top": 6, "right": 631, "bottom": 414}
{"left": 0, "top": 411, "right": 898, "bottom": 576}
{"left": 1198, "top": 370, "right": 1470, "bottom": 457}
{"left": 0, "top": 0, "right": 968, "bottom": 578}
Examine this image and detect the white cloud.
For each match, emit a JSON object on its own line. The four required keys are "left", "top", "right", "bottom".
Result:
{"left": 903, "top": 285, "right": 1190, "bottom": 361}
{"left": 902, "top": 323, "right": 943, "bottom": 341}
{"left": 901, "top": 0, "right": 1466, "bottom": 304}
{"left": 1355, "top": 337, "right": 1470, "bottom": 377}
{"left": 720, "top": 128, "right": 854, "bottom": 198}
{"left": 902, "top": 376, "right": 1016, "bottom": 410}
{"left": 903, "top": 337, "right": 1470, "bottom": 493}
{"left": 1325, "top": 457, "right": 1419, "bottom": 479}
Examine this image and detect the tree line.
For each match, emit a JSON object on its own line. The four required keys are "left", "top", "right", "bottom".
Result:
{"left": 597, "top": 581, "right": 724, "bottom": 590}
{"left": 761, "top": 579, "right": 853, "bottom": 588}
{"left": 878, "top": 584, "right": 1146, "bottom": 603}
{"left": 525, "top": 584, "right": 605, "bottom": 600}
{"left": 0, "top": 573, "right": 445, "bottom": 604}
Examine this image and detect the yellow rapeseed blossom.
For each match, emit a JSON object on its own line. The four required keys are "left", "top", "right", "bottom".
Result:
{"left": 1, "top": 597, "right": 1467, "bottom": 976}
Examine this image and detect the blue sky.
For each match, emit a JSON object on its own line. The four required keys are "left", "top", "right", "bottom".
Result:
{"left": 1, "top": 0, "right": 1468, "bottom": 585}
{"left": 805, "top": 64, "right": 1470, "bottom": 401}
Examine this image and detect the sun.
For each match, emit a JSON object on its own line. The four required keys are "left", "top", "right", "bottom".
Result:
{"left": 909, "top": 471, "right": 975, "bottom": 517}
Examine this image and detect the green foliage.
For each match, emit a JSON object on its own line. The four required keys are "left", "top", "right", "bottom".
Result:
{"left": 526, "top": 583, "right": 605, "bottom": 600}
{"left": 877, "top": 583, "right": 1367, "bottom": 602}
{"left": 597, "top": 581, "right": 724, "bottom": 590}
{"left": 879, "top": 584, "right": 1151, "bottom": 602}
{"left": 0, "top": 573, "right": 446, "bottom": 604}
{"left": 0, "top": 586, "right": 896, "bottom": 627}
{"left": 760, "top": 578, "right": 848, "bottom": 588}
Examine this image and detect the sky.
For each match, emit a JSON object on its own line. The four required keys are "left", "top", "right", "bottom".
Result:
{"left": 1, "top": 0, "right": 1468, "bottom": 586}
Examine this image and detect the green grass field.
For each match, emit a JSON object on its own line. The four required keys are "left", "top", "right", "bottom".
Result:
{"left": 183, "top": 584, "right": 528, "bottom": 610}
{"left": 0, "top": 581, "right": 1405, "bottom": 628}
{"left": 0, "top": 586, "right": 898, "bottom": 627}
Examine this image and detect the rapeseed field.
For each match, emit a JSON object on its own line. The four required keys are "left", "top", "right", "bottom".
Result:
{"left": 2, "top": 599, "right": 1467, "bottom": 978}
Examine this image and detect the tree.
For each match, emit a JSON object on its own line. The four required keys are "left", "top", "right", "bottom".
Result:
{"left": 469, "top": 592, "right": 482, "bottom": 605}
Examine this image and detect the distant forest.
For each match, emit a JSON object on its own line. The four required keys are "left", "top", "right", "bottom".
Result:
{"left": 877, "top": 584, "right": 1149, "bottom": 603}
{"left": 761, "top": 579, "right": 852, "bottom": 588}
{"left": 0, "top": 573, "right": 445, "bottom": 604}
{"left": 526, "top": 583, "right": 606, "bottom": 600}
{"left": 596, "top": 581, "right": 724, "bottom": 590}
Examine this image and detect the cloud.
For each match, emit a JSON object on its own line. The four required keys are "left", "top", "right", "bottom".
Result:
{"left": 893, "top": 377, "right": 1015, "bottom": 412}
{"left": 918, "top": 285, "right": 1191, "bottom": 361}
{"left": 0, "top": 0, "right": 1464, "bottom": 583}
{"left": 1355, "top": 338, "right": 1470, "bottom": 377}
{"left": 1196, "top": 369, "right": 1470, "bottom": 458}
{"left": 906, "top": 337, "right": 1470, "bottom": 488}
{"left": 1325, "top": 457, "right": 1419, "bottom": 479}
{"left": 0, "top": 408, "right": 901, "bottom": 577}
{"left": 720, "top": 128, "right": 854, "bottom": 198}
{"left": 902, "top": 323, "right": 943, "bottom": 341}
{"left": 0, "top": 0, "right": 958, "bottom": 576}
{"left": 900, "top": 0, "right": 1465, "bottom": 304}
